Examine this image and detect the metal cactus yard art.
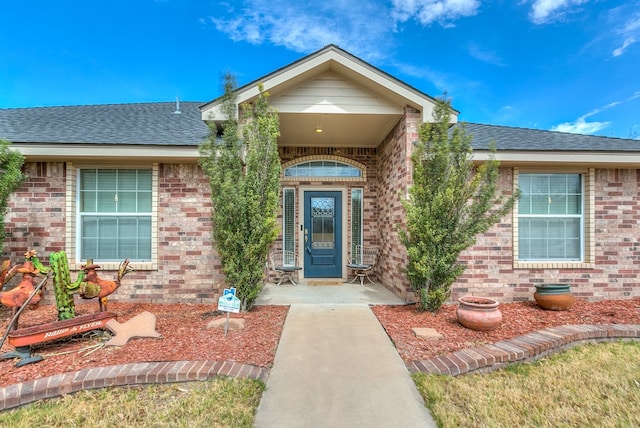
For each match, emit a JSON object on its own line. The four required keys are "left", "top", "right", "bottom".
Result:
{"left": 0, "top": 250, "right": 133, "bottom": 366}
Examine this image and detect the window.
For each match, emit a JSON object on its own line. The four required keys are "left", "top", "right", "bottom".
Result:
{"left": 284, "top": 161, "right": 361, "bottom": 178}
{"left": 350, "top": 188, "right": 363, "bottom": 263}
{"left": 78, "top": 168, "right": 152, "bottom": 262}
{"left": 518, "top": 173, "right": 583, "bottom": 261}
{"left": 282, "top": 188, "right": 296, "bottom": 264}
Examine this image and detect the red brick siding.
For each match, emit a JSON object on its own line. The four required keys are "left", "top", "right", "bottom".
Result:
{"left": 4, "top": 158, "right": 639, "bottom": 305}
{"left": 4, "top": 162, "right": 222, "bottom": 305}
{"left": 452, "top": 168, "right": 640, "bottom": 303}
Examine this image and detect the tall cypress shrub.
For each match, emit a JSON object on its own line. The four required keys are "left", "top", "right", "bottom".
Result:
{"left": 200, "top": 75, "right": 282, "bottom": 311}
{"left": 399, "top": 98, "right": 517, "bottom": 312}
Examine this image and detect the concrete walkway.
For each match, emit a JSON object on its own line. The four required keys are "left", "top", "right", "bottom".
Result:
{"left": 253, "top": 304, "right": 437, "bottom": 427}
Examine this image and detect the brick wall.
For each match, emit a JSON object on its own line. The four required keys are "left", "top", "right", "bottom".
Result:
{"left": 4, "top": 158, "right": 639, "bottom": 306}
{"left": 374, "top": 113, "right": 640, "bottom": 304}
{"left": 4, "top": 162, "right": 222, "bottom": 305}
{"left": 451, "top": 168, "right": 640, "bottom": 303}
{"left": 376, "top": 107, "right": 421, "bottom": 302}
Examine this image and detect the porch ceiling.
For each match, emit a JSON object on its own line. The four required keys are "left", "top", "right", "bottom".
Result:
{"left": 278, "top": 112, "right": 401, "bottom": 147}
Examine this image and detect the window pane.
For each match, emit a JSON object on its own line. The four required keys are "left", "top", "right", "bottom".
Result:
{"left": 138, "top": 170, "right": 152, "bottom": 189}
{"left": 79, "top": 168, "right": 153, "bottom": 262}
{"left": 138, "top": 192, "right": 152, "bottom": 212}
{"left": 566, "top": 195, "right": 581, "bottom": 214}
{"left": 284, "top": 161, "right": 362, "bottom": 178}
{"left": 549, "top": 196, "right": 567, "bottom": 215}
{"left": 351, "top": 189, "right": 363, "bottom": 262}
{"left": 518, "top": 217, "right": 581, "bottom": 261}
{"left": 81, "top": 170, "right": 97, "bottom": 190}
{"left": 80, "top": 191, "right": 97, "bottom": 213}
{"left": 518, "top": 173, "right": 582, "bottom": 262}
{"left": 549, "top": 175, "right": 567, "bottom": 194}
{"left": 117, "top": 170, "right": 138, "bottom": 190}
{"left": 566, "top": 174, "right": 581, "bottom": 193}
{"left": 283, "top": 188, "right": 295, "bottom": 256}
{"left": 97, "top": 192, "right": 116, "bottom": 212}
{"left": 98, "top": 170, "right": 117, "bottom": 190}
{"left": 118, "top": 192, "right": 138, "bottom": 212}
{"left": 529, "top": 196, "right": 549, "bottom": 214}
{"left": 119, "top": 218, "right": 138, "bottom": 237}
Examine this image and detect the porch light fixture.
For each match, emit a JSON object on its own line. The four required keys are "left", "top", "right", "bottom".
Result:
{"left": 315, "top": 114, "right": 324, "bottom": 133}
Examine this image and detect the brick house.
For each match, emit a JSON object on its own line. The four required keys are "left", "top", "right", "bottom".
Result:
{"left": 1, "top": 45, "right": 639, "bottom": 304}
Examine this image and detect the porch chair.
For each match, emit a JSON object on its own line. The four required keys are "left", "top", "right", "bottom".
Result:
{"left": 269, "top": 250, "right": 302, "bottom": 286}
{"left": 346, "top": 245, "right": 378, "bottom": 285}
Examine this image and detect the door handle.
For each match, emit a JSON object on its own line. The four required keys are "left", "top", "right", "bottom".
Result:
{"left": 305, "top": 245, "right": 312, "bottom": 254}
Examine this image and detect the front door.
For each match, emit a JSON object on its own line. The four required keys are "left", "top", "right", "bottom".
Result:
{"left": 303, "top": 191, "right": 342, "bottom": 277}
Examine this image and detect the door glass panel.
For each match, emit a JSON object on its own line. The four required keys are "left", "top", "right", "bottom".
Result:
{"left": 311, "top": 197, "right": 335, "bottom": 249}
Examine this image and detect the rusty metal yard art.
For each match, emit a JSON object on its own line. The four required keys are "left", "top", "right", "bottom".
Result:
{"left": 0, "top": 250, "right": 132, "bottom": 366}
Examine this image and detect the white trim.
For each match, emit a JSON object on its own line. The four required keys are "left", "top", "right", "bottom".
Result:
{"left": 473, "top": 151, "right": 640, "bottom": 167}
{"left": 12, "top": 144, "right": 201, "bottom": 161}
{"left": 70, "top": 164, "right": 159, "bottom": 270}
{"left": 516, "top": 172, "right": 585, "bottom": 263}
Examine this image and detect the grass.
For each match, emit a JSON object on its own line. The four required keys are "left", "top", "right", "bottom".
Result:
{"left": 414, "top": 340, "right": 640, "bottom": 427}
{"left": 0, "top": 377, "right": 264, "bottom": 428}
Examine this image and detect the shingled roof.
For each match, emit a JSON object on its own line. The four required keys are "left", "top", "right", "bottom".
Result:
{"left": 0, "top": 102, "right": 637, "bottom": 152}
{"left": 0, "top": 102, "right": 210, "bottom": 146}
{"left": 462, "top": 122, "right": 639, "bottom": 152}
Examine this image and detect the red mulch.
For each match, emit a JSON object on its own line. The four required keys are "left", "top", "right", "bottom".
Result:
{"left": 1, "top": 298, "right": 639, "bottom": 388}
{"left": 0, "top": 302, "right": 288, "bottom": 388}
{"left": 371, "top": 298, "right": 640, "bottom": 364}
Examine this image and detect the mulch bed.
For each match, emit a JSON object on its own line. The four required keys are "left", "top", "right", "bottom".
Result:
{"left": 371, "top": 298, "right": 640, "bottom": 364}
{"left": 0, "top": 298, "right": 639, "bottom": 388}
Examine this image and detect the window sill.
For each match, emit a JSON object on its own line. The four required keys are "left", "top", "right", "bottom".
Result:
{"left": 514, "top": 261, "right": 594, "bottom": 269}
{"left": 69, "top": 262, "right": 156, "bottom": 271}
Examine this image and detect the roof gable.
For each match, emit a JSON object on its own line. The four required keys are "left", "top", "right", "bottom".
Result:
{"left": 200, "top": 44, "right": 450, "bottom": 124}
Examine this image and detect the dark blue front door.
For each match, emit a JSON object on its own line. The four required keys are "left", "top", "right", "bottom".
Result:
{"left": 303, "top": 191, "right": 342, "bottom": 277}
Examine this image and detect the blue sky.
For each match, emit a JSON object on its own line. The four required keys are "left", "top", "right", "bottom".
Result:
{"left": 1, "top": 0, "right": 639, "bottom": 139}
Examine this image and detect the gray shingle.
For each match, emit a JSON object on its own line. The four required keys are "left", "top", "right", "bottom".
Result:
{"left": 461, "top": 122, "right": 640, "bottom": 152}
{"left": 1, "top": 103, "right": 638, "bottom": 152}
{"left": 0, "top": 102, "right": 210, "bottom": 146}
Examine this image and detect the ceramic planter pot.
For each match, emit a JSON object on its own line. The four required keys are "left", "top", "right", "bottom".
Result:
{"left": 534, "top": 284, "right": 575, "bottom": 311}
{"left": 456, "top": 296, "right": 502, "bottom": 331}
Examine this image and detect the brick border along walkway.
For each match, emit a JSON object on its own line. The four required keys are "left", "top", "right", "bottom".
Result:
{"left": 409, "top": 324, "right": 640, "bottom": 376}
{"left": 0, "top": 360, "right": 267, "bottom": 411}
{"left": 1, "top": 324, "right": 639, "bottom": 412}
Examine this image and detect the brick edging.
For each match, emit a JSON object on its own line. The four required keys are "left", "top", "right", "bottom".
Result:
{"left": 0, "top": 360, "right": 269, "bottom": 411}
{"left": 409, "top": 324, "right": 640, "bottom": 376}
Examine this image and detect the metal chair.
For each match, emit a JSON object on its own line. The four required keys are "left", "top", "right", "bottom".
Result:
{"left": 346, "top": 246, "right": 378, "bottom": 285}
{"left": 269, "top": 250, "right": 302, "bottom": 286}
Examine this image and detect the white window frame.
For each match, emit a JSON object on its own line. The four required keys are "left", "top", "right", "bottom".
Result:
{"left": 350, "top": 188, "right": 363, "bottom": 263}
{"left": 66, "top": 162, "right": 158, "bottom": 270}
{"left": 282, "top": 187, "right": 296, "bottom": 263}
{"left": 514, "top": 168, "right": 594, "bottom": 269}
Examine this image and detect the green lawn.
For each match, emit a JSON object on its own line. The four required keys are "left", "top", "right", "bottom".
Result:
{"left": 0, "top": 377, "right": 264, "bottom": 428}
{"left": 414, "top": 340, "right": 640, "bottom": 427}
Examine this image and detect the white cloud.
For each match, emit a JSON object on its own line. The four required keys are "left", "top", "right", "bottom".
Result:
{"left": 529, "top": 0, "right": 588, "bottom": 25}
{"left": 550, "top": 92, "right": 640, "bottom": 135}
{"left": 391, "top": 0, "right": 480, "bottom": 27}
{"left": 611, "top": 14, "right": 640, "bottom": 57}
{"left": 613, "top": 37, "right": 637, "bottom": 57}
{"left": 551, "top": 117, "right": 610, "bottom": 134}
{"left": 206, "top": 0, "right": 393, "bottom": 60}
{"left": 468, "top": 43, "right": 507, "bottom": 66}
